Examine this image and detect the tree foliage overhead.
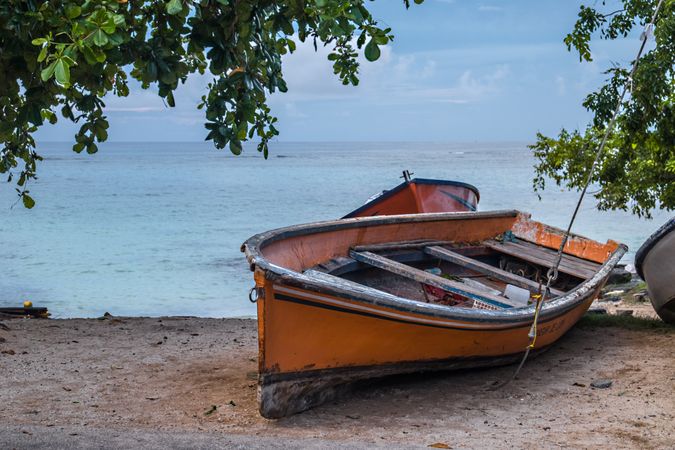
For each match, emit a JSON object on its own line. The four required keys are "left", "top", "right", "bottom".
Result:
{"left": 1, "top": 0, "right": 422, "bottom": 208}
{"left": 532, "top": 0, "right": 675, "bottom": 218}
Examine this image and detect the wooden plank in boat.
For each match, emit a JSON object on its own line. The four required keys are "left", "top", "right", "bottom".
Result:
{"left": 424, "top": 246, "right": 565, "bottom": 297}
{"left": 349, "top": 250, "right": 519, "bottom": 308}
{"left": 315, "top": 256, "right": 361, "bottom": 274}
{"left": 485, "top": 239, "right": 596, "bottom": 277}
{"left": 484, "top": 239, "right": 599, "bottom": 280}
{"left": 352, "top": 239, "right": 452, "bottom": 253}
{"left": 502, "top": 239, "right": 601, "bottom": 277}
{"left": 304, "top": 269, "right": 413, "bottom": 301}
{"left": 508, "top": 239, "right": 601, "bottom": 271}
{"left": 313, "top": 251, "right": 429, "bottom": 276}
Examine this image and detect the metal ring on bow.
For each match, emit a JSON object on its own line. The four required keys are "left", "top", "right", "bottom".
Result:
{"left": 546, "top": 266, "right": 559, "bottom": 283}
{"left": 248, "top": 287, "right": 259, "bottom": 303}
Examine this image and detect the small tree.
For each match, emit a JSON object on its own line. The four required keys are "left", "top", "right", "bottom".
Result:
{"left": 1, "top": 0, "right": 422, "bottom": 208}
{"left": 532, "top": 0, "right": 674, "bottom": 218}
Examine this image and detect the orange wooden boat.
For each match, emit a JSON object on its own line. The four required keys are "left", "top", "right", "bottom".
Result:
{"left": 241, "top": 210, "right": 625, "bottom": 418}
{"left": 343, "top": 171, "right": 479, "bottom": 218}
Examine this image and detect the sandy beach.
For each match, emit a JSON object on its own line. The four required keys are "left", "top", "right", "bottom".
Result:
{"left": 1, "top": 305, "right": 673, "bottom": 449}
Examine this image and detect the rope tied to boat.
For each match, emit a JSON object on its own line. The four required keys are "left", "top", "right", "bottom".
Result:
{"left": 492, "top": 0, "right": 666, "bottom": 390}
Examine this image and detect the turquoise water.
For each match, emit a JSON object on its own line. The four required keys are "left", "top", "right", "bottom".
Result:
{"left": 1, "top": 142, "right": 670, "bottom": 318}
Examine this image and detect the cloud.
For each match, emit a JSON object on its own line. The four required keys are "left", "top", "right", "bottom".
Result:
{"left": 269, "top": 38, "right": 510, "bottom": 107}
{"left": 98, "top": 36, "right": 517, "bottom": 127}
{"left": 100, "top": 67, "right": 211, "bottom": 130}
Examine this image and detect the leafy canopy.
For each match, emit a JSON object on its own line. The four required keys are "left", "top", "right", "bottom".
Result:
{"left": 0, "top": 0, "right": 423, "bottom": 208}
{"left": 532, "top": 0, "right": 675, "bottom": 218}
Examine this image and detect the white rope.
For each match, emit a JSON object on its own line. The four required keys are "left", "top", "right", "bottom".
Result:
{"left": 493, "top": 0, "right": 666, "bottom": 389}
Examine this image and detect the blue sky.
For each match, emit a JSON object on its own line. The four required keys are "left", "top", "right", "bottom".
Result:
{"left": 36, "top": 0, "right": 640, "bottom": 143}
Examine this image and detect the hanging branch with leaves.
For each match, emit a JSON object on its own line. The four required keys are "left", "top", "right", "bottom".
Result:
{"left": 531, "top": 0, "right": 674, "bottom": 218}
{"left": 1, "top": 0, "right": 422, "bottom": 208}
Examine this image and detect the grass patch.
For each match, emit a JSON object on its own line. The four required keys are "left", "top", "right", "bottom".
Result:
{"left": 578, "top": 313, "right": 675, "bottom": 332}
{"left": 634, "top": 281, "right": 648, "bottom": 291}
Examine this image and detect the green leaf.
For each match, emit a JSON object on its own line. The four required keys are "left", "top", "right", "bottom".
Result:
{"left": 93, "top": 29, "right": 109, "bottom": 46}
{"left": 22, "top": 193, "right": 35, "bottom": 209}
{"left": 166, "top": 91, "right": 175, "bottom": 107}
{"left": 357, "top": 31, "right": 366, "bottom": 48}
{"left": 81, "top": 46, "right": 98, "bottom": 65}
{"left": 95, "top": 127, "right": 108, "bottom": 142}
{"left": 112, "top": 14, "right": 125, "bottom": 27}
{"left": 107, "top": 33, "right": 124, "bottom": 46}
{"left": 37, "top": 46, "right": 48, "bottom": 63}
{"left": 61, "top": 55, "right": 76, "bottom": 66}
{"left": 101, "top": 18, "right": 116, "bottom": 34}
{"left": 41, "top": 61, "right": 57, "bottom": 81}
{"left": 237, "top": 124, "right": 247, "bottom": 140}
{"left": 364, "top": 39, "right": 380, "bottom": 62}
{"left": 374, "top": 35, "right": 389, "bottom": 45}
{"left": 166, "top": 0, "right": 183, "bottom": 15}
{"left": 87, "top": 142, "right": 98, "bottom": 154}
{"left": 54, "top": 59, "right": 70, "bottom": 86}
{"left": 40, "top": 109, "right": 56, "bottom": 124}
{"left": 27, "top": 106, "right": 42, "bottom": 126}
{"left": 229, "top": 139, "right": 242, "bottom": 155}
{"left": 31, "top": 38, "right": 47, "bottom": 46}
{"left": 65, "top": 5, "right": 81, "bottom": 19}
{"left": 95, "top": 50, "right": 107, "bottom": 63}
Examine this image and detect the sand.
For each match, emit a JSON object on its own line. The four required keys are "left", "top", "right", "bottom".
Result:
{"left": 1, "top": 311, "right": 674, "bottom": 449}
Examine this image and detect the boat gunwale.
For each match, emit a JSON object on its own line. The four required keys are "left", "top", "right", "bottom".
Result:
{"left": 634, "top": 217, "right": 675, "bottom": 280}
{"left": 242, "top": 210, "right": 627, "bottom": 325}
{"left": 341, "top": 177, "right": 480, "bottom": 218}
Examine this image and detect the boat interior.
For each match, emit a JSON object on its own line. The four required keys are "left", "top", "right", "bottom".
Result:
{"left": 306, "top": 233, "right": 604, "bottom": 310}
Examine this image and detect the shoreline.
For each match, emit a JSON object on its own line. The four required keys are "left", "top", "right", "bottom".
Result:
{"left": 1, "top": 314, "right": 673, "bottom": 448}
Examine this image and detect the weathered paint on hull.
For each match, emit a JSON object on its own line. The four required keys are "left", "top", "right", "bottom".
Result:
{"left": 255, "top": 278, "right": 604, "bottom": 418}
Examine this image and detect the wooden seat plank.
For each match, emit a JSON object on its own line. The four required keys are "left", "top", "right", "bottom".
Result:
{"left": 315, "top": 256, "right": 360, "bottom": 275}
{"left": 424, "top": 246, "right": 565, "bottom": 297}
{"left": 352, "top": 240, "right": 452, "bottom": 253}
{"left": 486, "top": 240, "right": 593, "bottom": 279}
{"left": 304, "top": 269, "right": 411, "bottom": 301}
{"left": 497, "top": 239, "right": 600, "bottom": 277}
{"left": 349, "top": 250, "right": 518, "bottom": 308}
{"left": 484, "top": 239, "right": 599, "bottom": 280}
{"left": 501, "top": 239, "right": 601, "bottom": 273}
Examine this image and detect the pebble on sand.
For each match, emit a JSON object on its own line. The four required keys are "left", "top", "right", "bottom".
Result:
{"left": 590, "top": 379, "right": 613, "bottom": 389}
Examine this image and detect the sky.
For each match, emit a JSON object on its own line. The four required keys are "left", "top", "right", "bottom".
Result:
{"left": 35, "top": 0, "right": 642, "bottom": 143}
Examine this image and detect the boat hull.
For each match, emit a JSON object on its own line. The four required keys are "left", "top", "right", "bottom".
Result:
{"left": 256, "top": 280, "right": 602, "bottom": 418}
{"left": 343, "top": 178, "right": 479, "bottom": 218}
{"left": 635, "top": 218, "right": 675, "bottom": 323}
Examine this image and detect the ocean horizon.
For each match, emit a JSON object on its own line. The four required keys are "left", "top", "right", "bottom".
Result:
{"left": 2, "top": 141, "right": 670, "bottom": 318}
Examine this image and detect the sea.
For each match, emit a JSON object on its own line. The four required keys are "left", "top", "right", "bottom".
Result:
{"left": 1, "top": 142, "right": 670, "bottom": 318}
